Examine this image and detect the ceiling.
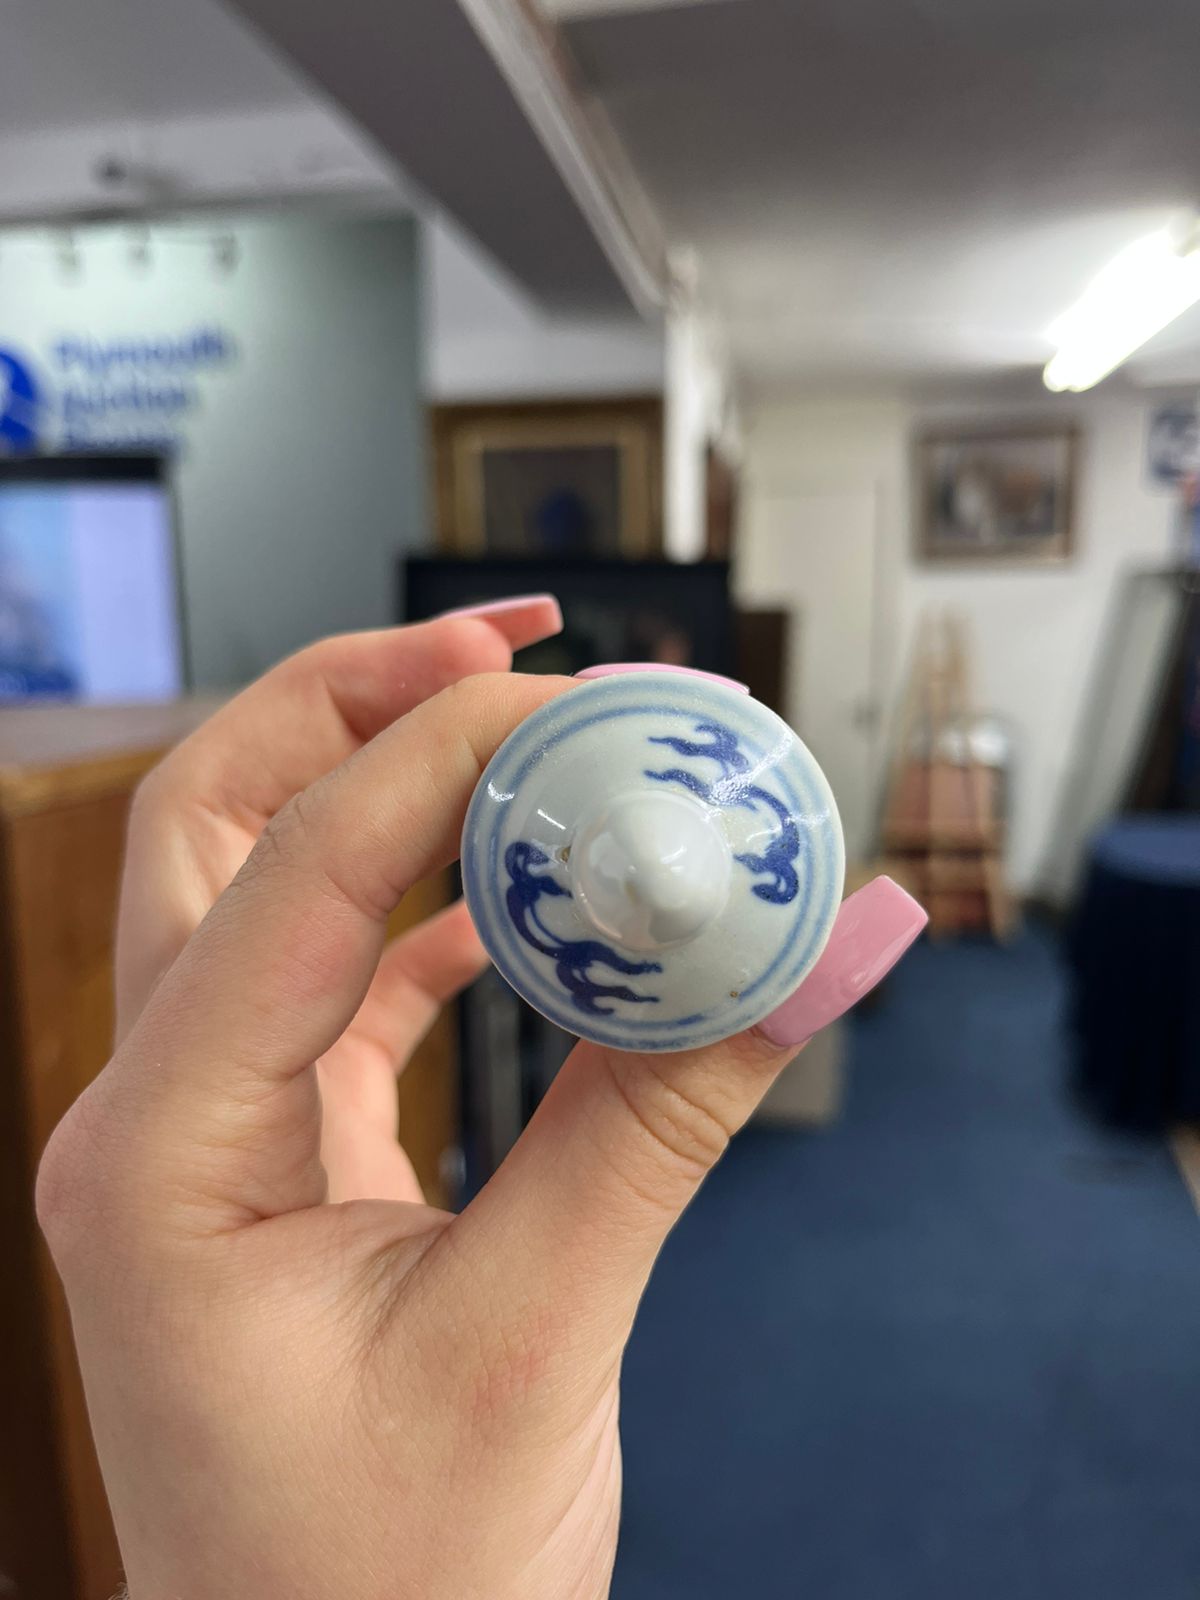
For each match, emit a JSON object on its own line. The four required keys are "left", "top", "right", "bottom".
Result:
{"left": 226, "top": 0, "right": 659, "bottom": 312}
{"left": 0, "top": 0, "right": 306, "bottom": 131}
{"left": 561, "top": 0, "right": 1200, "bottom": 389}
{"left": 0, "top": 0, "right": 656, "bottom": 316}
{"left": 8, "top": 0, "right": 1200, "bottom": 390}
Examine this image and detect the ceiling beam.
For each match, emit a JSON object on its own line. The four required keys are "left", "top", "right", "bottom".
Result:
{"left": 539, "top": 0, "right": 731, "bottom": 19}
{"left": 224, "top": 0, "right": 668, "bottom": 315}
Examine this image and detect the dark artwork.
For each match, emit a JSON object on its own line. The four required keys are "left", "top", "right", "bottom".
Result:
{"left": 402, "top": 557, "right": 736, "bottom": 682}
{"left": 481, "top": 445, "right": 622, "bottom": 556}
{"left": 1147, "top": 403, "right": 1200, "bottom": 484}
{"left": 920, "top": 430, "right": 1075, "bottom": 562}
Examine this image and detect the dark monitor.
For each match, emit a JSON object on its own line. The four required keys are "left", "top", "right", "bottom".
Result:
{"left": 402, "top": 556, "right": 735, "bottom": 680}
{"left": 0, "top": 454, "right": 184, "bottom": 704}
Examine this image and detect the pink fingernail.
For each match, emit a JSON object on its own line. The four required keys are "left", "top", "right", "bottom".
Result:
{"left": 755, "top": 877, "right": 927, "bottom": 1047}
{"left": 438, "top": 593, "right": 561, "bottom": 624}
{"left": 576, "top": 662, "right": 750, "bottom": 694}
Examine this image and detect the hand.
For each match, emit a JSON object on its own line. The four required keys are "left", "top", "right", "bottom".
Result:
{"left": 37, "top": 608, "right": 924, "bottom": 1600}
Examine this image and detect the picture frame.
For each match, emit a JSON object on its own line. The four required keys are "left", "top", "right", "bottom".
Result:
{"left": 1146, "top": 401, "right": 1200, "bottom": 486}
{"left": 430, "top": 396, "right": 663, "bottom": 558}
{"left": 917, "top": 424, "right": 1077, "bottom": 565}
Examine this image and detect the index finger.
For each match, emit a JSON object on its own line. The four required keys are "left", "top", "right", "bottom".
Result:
{"left": 104, "top": 671, "right": 576, "bottom": 1227}
{"left": 117, "top": 600, "right": 561, "bottom": 1033}
{"left": 146, "top": 601, "right": 563, "bottom": 824}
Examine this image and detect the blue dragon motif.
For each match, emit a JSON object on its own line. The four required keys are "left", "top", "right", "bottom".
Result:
{"left": 504, "top": 842, "right": 662, "bottom": 1016}
{"left": 644, "top": 720, "right": 801, "bottom": 905}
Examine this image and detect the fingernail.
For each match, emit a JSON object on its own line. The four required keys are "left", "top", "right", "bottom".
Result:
{"left": 755, "top": 876, "right": 927, "bottom": 1047}
{"left": 438, "top": 593, "right": 561, "bottom": 624}
{"left": 576, "top": 662, "right": 750, "bottom": 694}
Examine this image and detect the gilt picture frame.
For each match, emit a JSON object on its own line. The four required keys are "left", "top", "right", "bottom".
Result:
{"left": 430, "top": 397, "right": 663, "bottom": 559}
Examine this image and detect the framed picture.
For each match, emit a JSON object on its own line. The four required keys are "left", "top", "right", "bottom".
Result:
{"left": 1147, "top": 401, "right": 1200, "bottom": 485}
{"left": 430, "top": 397, "right": 663, "bottom": 557}
{"left": 917, "top": 425, "right": 1077, "bottom": 564}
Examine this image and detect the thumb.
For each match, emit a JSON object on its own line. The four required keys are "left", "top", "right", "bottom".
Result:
{"left": 458, "top": 876, "right": 925, "bottom": 1353}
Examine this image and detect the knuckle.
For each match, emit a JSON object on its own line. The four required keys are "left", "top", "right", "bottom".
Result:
{"left": 437, "top": 671, "right": 491, "bottom": 722}
{"left": 127, "top": 758, "right": 172, "bottom": 829}
{"left": 235, "top": 780, "right": 396, "bottom": 924}
{"left": 602, "top": 1051, "right": 733, "bottom": 1183}
{"left": 35, "top": 1087, "right": 115, "bottom": 1259}
{"left": 433, "top": 676, "right": 502, "bottom": 773}
{"left": 283, "top": 640, "right": 349, "bottom": 717}
{"left": 286, "top": 634, "right": 334, "bottom": 674}
{"left": 237, "top": 787, "right": 312, "bottom": 883}
{"left": 439, "top": 669, "right": 528, "bottom": 721}
{"left": 275, "top": 785, "right": 320, "bottom": 849}
{"left": 429, "top": 617, "right": 511, "bottom": 679}
{"left": 33, "top": 1125, "right": 72, "bottom": 1247}
{"left": 435, "top": 671, "right": 554, "bottom": 770}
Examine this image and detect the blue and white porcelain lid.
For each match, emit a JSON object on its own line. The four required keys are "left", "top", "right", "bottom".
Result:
{"left": 461, "top": 672, "right": 845, "bottom": 1052}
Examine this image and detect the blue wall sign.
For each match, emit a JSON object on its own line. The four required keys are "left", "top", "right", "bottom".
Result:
{"left": 0, "top": 348, "right": 42, "bottom": 452}
{"left": 0, "top": 329, "right": 235, "bottom": 454}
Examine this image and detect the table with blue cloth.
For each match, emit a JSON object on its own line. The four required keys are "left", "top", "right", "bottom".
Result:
{"left": 1069, "top": 816, "right": 1200, "bottom": 1129}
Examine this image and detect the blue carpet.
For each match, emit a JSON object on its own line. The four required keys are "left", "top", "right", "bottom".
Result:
{"left": 613, "top": 927, "right": 1200, "bottom": 1600}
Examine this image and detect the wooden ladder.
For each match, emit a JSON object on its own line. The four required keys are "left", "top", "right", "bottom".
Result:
{"left": 880, "top": 611, "right": 1014, "bottom": 938}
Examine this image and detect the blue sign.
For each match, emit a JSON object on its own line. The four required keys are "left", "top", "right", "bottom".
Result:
{"left": 0, "top": 329, "right": 235, "bottom": 453}
{"left": 0, "top": 348, "right": 41, "bottom": 452}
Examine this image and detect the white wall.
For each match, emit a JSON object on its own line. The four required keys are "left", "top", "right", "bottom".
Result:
{"left": 0, "top": 213, "right": 424, "bottom": 687}
{"left": 741, "top": 389, "right": 1179, "bottom": 893}
{"left": 662, "top": 287, "right": 736, "bottom": 560}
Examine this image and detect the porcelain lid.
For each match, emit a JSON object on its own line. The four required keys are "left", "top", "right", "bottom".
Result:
{"left": 461, "top": 671, "right": 845, "bottom": 1052}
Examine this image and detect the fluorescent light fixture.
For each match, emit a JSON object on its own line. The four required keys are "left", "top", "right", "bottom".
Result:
{"left": 1043, "top": 225, "right": 1200, "bottom": 392}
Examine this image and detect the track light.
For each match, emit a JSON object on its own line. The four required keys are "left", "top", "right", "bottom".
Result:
{"left": 56, "top": 230, "right": 82, "bottom": 279}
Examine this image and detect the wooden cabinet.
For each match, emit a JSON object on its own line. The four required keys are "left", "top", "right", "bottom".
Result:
{"left": 0, "top": 704, "right": 458, "bottom": 1600}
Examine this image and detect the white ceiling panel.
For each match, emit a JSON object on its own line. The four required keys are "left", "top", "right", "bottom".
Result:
{"left": 0, "top": 0, "right": 307, "bottom": 133}
{"left": 562, "top": 0, "right": 1200, "bottom": 385}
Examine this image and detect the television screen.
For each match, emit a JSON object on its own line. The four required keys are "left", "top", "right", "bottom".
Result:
{"left": 0, "top": 456, "right": 183, "bottom": 704}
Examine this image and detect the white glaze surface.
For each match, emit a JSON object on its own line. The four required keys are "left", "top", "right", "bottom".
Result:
{"left": 570, "top": 788, "right": 732, "bottom": 952}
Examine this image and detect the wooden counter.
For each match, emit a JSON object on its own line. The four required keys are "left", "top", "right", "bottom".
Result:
{"left": 0, "top": 702, "right": 458, "bottom": 1600}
